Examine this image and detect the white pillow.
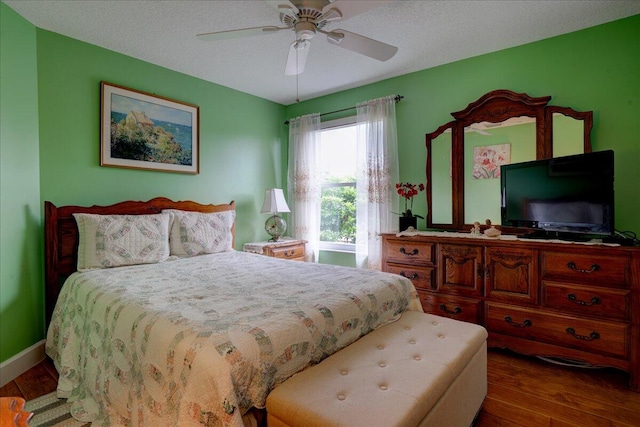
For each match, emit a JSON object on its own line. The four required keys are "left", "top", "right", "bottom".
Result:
{"left": 164, "top": 209, "right": 235, "bottom": 257}
{"left": 73, "top": 213, "right": 170, "bottom": 271}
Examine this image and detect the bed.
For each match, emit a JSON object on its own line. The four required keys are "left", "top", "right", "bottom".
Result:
{"left": 44, "top": 197, "right": 423, "bottom": 427}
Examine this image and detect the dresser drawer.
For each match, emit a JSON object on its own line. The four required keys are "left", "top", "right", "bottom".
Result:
{"left": 385, "top": 239, "right": 435, "bottom": 265}
{"left": 418, "top": 291, "right": 482, "bottom": 324}
{"left": 486, "top": 302, "right": 629, "bottom": 359}
{"left": 267, "top": 244, "right": 305, "bottom": 261}
{"left": 385, "top": 263, "right": 434, "bottom": 290}
{"left": 541, "top": 251, "right": 630, "bottom": 288}
{"left": 542, "top": 281, "right": 630, "bottom": 321}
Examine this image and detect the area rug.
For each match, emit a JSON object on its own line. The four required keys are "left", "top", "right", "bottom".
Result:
{"left": 24, "top": 392, "right": 89, "bottom": 427}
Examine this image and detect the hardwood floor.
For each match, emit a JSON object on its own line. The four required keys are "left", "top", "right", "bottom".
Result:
{"left": 2, "top": 349, "right": 639, "bottom": 426}
{"left": 0, "top": 357, "right": 58, "bottom": 401}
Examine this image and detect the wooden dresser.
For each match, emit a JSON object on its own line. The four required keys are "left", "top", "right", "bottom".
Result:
{"left": 381, "top": 233, "right": 640, "bottom": 391}
{"left": 243, "top": 239, "right": 306, "bottom": 261}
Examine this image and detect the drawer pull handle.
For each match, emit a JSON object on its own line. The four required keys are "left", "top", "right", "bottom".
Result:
{"left": 439, "top": 304, "right": 462, "bottom": 315}
{"left": 476, "top": 265, "right": 490, "bottom": 278}
{"left": 567, "top": 294, "right": 601, "bottom": 306}
{"left": 399, "top": 247, "right": 419, "bottom": 256}
{"left": 566, "top": 327, "right": 600, "bottom": 341}
{"left": 567, "top": 261, "right": 600, "bottom": 274}
{"left": 284, "top": 250, "right": 295, "bottom": 257}
{"left": 504, "top": 316, "right": 532, "bottom": 328}
{"left": 400, "top": 271, "right": 419, "bottom": 280}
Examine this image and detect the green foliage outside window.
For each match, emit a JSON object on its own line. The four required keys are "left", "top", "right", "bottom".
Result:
{"left": 321, "top": 177, "right": 356, "bottom": 243}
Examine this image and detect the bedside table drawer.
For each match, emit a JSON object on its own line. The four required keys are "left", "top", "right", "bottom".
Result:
{"left": 268, "top": 244, "right": 305, "bottom": 261}
{"left": 244, "top": 239, "right": 307, "bottom": 261}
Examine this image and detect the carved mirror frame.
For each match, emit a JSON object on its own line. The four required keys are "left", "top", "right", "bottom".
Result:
{"left": 426, "top": 89, "right": 593, "bottom": 232}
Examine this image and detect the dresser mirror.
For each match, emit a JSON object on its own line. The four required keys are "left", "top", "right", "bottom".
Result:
{"left": 426, "top": 89, "right": 593, "bottom": 232}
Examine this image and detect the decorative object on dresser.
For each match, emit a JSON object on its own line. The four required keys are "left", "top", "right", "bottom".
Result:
{"left": 243, "top": 238, "right": 307, "bottom": 261}
{"left": 381, "top": 232, "right": 640, "bottom": 392}
{"left": 261, "top": 188, "right": 291, "bottom": 241}
{"left": 395, "top": 182, "right": 425, "bottom": 231}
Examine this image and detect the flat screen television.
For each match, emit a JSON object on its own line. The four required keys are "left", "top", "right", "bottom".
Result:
{"left": 500, "top": 150, "right": 614, "bottom": 239}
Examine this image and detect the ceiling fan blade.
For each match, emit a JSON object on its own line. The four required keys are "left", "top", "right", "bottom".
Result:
{"left": 324, "top": 0, "right": 391, "bottom": 21}
{"left": 197, "top": 26, "right": 285, "bottom": 41}
{"left": 326, "top": 30, "right": 397, "bottom": 61}
{"left": 265, "top": 0, "right": 299, "bottom": 16}
{"left": 284, "top": 40, "right": 310, "bottom": 75}
{"left": 318, "top": 7, "right": 342, "bottom": 23}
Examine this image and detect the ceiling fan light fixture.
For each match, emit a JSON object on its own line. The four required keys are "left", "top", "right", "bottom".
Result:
{"left": 295, "top": 21, "right": 317, "bottom": 40}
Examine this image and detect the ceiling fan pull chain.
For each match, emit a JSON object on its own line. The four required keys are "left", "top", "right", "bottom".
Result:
{"left": 296, "top": 42, "right": 300, "bottom": 103}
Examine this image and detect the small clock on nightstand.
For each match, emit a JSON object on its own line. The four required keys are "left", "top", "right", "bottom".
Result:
{"left": 265, "top": 215, "right": 287, "bottom": 241}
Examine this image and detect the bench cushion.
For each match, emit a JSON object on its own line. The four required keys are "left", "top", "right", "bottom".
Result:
{"left": 266, "top": 311, "right": 488, "bottom": 427}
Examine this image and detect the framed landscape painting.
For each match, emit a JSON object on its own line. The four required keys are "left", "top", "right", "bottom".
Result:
{"left": 100, "top": 82, "right": 199, "bottom": 174}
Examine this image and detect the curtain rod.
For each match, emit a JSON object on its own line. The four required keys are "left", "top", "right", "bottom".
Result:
{"left": 284, "top": 95, "right": 404, "bottom": 125}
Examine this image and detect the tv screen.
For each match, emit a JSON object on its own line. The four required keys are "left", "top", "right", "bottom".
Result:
{"left": 500, "top": 150, "right": 614, "bottom": 237}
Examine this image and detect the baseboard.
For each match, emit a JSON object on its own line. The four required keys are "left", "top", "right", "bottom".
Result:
{"left": 0, "top": 339, "right": 46, "bottom": 387}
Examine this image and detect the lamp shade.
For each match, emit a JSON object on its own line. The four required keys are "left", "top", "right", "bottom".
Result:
{"left": 261, "top": 189, "right": 291, "bottom": 214}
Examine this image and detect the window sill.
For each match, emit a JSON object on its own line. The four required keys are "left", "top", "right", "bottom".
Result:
{"left": 318, "top": 242, "right": 355, "bottom": 254}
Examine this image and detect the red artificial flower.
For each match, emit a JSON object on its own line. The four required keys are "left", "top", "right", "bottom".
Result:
{"left": 395, "top": 182, "right": 425, "bottom": 216}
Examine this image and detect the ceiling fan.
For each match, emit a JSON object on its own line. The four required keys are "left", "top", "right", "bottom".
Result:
{"left": 196, "top": 0, "right": 398, "bottom": 75}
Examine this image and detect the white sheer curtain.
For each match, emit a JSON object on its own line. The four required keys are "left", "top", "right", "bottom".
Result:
{"left": 287, "top": 113, "right": 321, "bottom": 263}
{"left": 355, "top": 96, "right": 400, "bottom": 270}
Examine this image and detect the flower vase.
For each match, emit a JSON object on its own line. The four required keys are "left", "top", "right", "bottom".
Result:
{"left": 399, "top": 215, "right": 417, "bottom": 232}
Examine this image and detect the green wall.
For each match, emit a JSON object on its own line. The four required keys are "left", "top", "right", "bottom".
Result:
{"left": 0, "top": 3, "right": 43, "bottom": 362}
{"left": 286, "top": 14, "right": 640, "bottom": 252}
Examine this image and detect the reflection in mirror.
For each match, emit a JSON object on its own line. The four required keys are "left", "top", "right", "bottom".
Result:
{"left": 546, "top": 106, "right": 593, "bottom": 158}
{"left": 431, "top": 131, "right": 453, "bottom": 224}
{"left": 463, "top": 117, "right": 536, "bottom": 225}
{"left": 552, "top": 113, "right": 586, "bottom": 157}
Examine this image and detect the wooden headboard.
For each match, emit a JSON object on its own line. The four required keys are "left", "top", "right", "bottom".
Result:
{"left": 44, "top": 197, "right": 236, "bottom": 324}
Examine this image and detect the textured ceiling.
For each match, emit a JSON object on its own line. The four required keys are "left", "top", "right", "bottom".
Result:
{"left": 4, "top": 0, "right": 640, "bottom": 105}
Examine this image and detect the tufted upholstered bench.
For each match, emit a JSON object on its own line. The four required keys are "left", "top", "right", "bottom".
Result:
{"left": 266, "top": 311, "right": 488, "bottom": 427}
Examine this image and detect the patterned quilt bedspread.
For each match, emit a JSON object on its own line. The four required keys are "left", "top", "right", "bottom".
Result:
{"left": 47, "top": 250, "right": 422, "bottom": 426}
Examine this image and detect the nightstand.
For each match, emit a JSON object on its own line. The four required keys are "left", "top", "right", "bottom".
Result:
{"left": 243, "top": 238, "right": 307, "bottom": 261}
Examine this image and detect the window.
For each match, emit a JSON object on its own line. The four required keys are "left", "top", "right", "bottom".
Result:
{"left": 319, "top": 117, "right": 357, "bottom": 252}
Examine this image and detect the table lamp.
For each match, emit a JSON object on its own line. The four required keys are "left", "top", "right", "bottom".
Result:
{"left": 261, "top": 188, "right": 291, "bottom": 241}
